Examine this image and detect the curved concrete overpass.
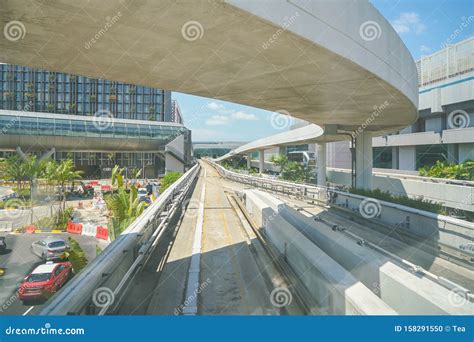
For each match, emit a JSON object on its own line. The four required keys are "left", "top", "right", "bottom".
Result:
{"left": 0, "top": 0, "right": 417, "bottom": 134}
{"left": 215, "top": 124, "right": 325, "bottom": 162}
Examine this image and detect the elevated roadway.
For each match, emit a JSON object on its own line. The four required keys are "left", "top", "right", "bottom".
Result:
{"left": 117, "top": 161, "right": 473, "bottom": 315}
{"left": 1, "top": 1, "right": 417, "bottom": 135}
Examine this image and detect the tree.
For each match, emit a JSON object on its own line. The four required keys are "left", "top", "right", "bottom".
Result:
{"left": 270, "top": 154, "right": 310, "bottom": 183}
{"left": 160, "top": 172, "right": 182, "bottom": 192}
{"left": 53, "top": 159, "right": 83, "bottom": 212}
{"left": 2, "top": 156, "right": 27, "bottom": 192}
{"left": 105, "top": 182, "right": 147, "bottom": 239}
{"left": 270, "top": 155, "right": 288, "bottom": 169}
{"left": 111, "top": 165, "right": 125, "bottom": 188}
{"left": 106, "top": 164, "right": 150, "bottom": 239}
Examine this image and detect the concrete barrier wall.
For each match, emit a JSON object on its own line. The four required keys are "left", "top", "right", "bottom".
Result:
{"left": 327, "top": 167, "right": 474, "bottom": 213}
{"left": 210, "top": 160, "right": 473, "bottom": 264}
{"left": 242, "top": 190, "right": 396, "bottom": 315}
{"left": 250, "top": 189, "right": 474, "bottom": 315}
{"left": 331, "top": 191, "right": 474, "bottom": 263}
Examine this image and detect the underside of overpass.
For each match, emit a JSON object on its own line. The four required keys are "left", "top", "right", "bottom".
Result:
{"left": 0, "top": 0, "right": 417, "bottom": 134}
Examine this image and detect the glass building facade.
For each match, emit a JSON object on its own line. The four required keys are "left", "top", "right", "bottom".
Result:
{"left": 0, "top": 64, "right": 191, "bottom": 178}
{"left": 0, "top": 64, "right": 171, "bottom": 121}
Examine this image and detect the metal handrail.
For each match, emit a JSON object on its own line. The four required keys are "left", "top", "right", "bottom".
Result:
{"left": 40, "top": 163, "right": 200, "bottom": 315}
{"left": 208, "top": 160, "right": 474, "bottom": 230}
{"left": 206, "top": 160, "right": 328, "bottom": 205}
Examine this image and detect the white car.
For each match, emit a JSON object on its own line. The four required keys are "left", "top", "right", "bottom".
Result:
{"left": 137, "top": 188, "right": 148, "bottom": 199}
{"left": 31, "top": 237, "right": 69, "bottom": 261}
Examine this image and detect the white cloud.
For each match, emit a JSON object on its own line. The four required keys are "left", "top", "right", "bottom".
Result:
{"left": 206, "top": 102, "right": 225, "bottom": 110}
{"left": 419, "top": 45, "right": 431, "bottom": 53}
{"left": 391, "top": 12, "right": 426, "bottom": 35}
{"left": 231, "top": 111, "right": 258, "bottom": 121}
{"left": 205, "top": 115, "right": 229, "bottom": 126}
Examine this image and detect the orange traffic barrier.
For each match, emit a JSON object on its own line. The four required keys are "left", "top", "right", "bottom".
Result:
{"left": 96, "top": 226, "right": 109, "bottom": 240}
{"left": 66, "top": 221, "right": 83, "bottom": 234}
{"left": 25, "top": 225, "right": 36, "bottom": 234}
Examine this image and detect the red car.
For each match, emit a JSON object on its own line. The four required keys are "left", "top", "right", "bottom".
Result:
{"left": 18, "top": 261, "right": 73, "bottom": 301}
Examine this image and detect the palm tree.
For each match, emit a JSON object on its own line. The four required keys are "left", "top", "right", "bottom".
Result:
{"left": 44, "top": 160, "right": 58, "bottom": 193}
{"left": 3, "top": 156, "right": 27, "bottom": 193}
{"left": 53, "top": 159, "right": 83, "bottom": 212}
{"left": 104, "top": 185, "right": 146, "bottom": 239}
{"left": 111, "top": 165, "right": 125, "bottom": 188}
{"left": 22, "top": 155, "right": 48, "bottom": 201}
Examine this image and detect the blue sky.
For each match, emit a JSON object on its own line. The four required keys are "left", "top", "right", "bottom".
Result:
{"left": 174, "top": 0, "right": 473, "bottom": 142}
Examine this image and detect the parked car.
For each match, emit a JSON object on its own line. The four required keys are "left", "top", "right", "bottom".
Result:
{"left": 0, "top": 236, "right": 6, "bottom": 253}
{"left": 30, "top": 237, "right": 69, "bottom": 261}
{"left": 18, "top": 261, "right": 73, "bottom": 301}
{"left": 137, "top": 188, "right": 148, "bottom": 199}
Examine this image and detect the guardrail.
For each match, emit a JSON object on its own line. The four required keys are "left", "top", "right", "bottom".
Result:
{"left": 40, "top": 163, "right": 200, "bottom": 315}
{"left": 328, "top": 166, "right": 474, "bottom": 188}
{"left": 206, "top": 160, "right": 328, "bottom": 205}
{"left": 208, "top": 160, "right": 474, "bottom": 267}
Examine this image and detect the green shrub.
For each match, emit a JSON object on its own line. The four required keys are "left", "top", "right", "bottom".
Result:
{"left": 160, "top": 172, "right": 183, "bottom": 192}
{"left": 67, "top": 237, "right": 88, "bottom": 273}
{"left": 349, "top": 187, "right": 444, "bottom": 214}
{"left": 419, "top": 160, "right": 474, "bottom": 180}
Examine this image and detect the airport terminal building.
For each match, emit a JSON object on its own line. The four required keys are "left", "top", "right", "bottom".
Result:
{"left": 0, "top": 64, "right": 192, "bottom": 178}
{"left": 324, "top": 36, "right": 474, "bottom": 172}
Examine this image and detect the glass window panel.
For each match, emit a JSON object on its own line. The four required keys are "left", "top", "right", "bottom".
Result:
{"left": 55, "top": 119, "right": 72, "bottom": 135}
{"left": 85, "top": 121, "right": 102, "bottom": 137}
{"left": 20, "top": 116, "right": 38, "bottom": 132}
{"left": 127, "top": 123, "right": 139, "bottom": 138}
{"left": 139, "top": 124, "right": 152, "bottom": 137}
{"left": 71, "top": 120, "right": 86, "bottom": 136}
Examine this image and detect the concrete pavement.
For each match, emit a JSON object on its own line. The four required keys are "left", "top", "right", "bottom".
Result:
{"left": 120, "top": 161, "right": 302, "bottom": 315}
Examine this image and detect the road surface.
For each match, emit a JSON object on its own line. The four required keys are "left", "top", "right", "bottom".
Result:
{"left": 0, "top": 232, "right": 104, "bottom": 315}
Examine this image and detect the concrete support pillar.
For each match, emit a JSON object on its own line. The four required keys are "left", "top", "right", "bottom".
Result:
{"left": 355, "top": 132, "right": 373, "bottom": 190}
{"left": 247, "top": 153, "right": 251, "bottom": 169}
{"left": 399, "top": 146, "right": 416, "bottom": 171}
{"left": 316, "top": 143, "right": 326, "bottom": 187}
{"left": 259, "top": 149, "right": 264, "bottom": 174}
{"left": 391, "top": 147, "right": 399, "bottom": 170}
{"left": 447, "top": 144, "right": 458, "bottom": 164}
{"left": 279, "top": 146, "right": 287, "bottom": 155}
